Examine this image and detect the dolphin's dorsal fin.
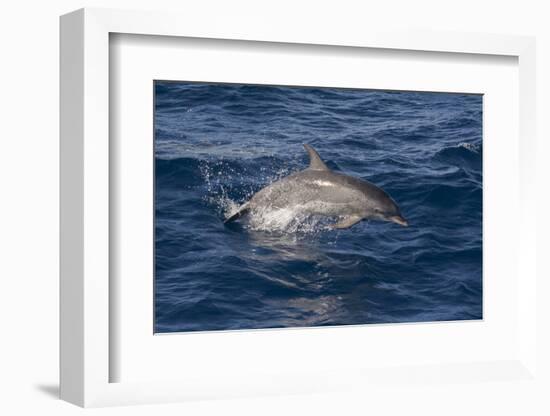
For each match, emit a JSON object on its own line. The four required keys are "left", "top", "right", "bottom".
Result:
{"left": 304, "top": 144, "right": 330, "bottom": 171}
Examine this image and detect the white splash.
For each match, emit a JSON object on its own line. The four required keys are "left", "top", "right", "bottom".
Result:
{"left": 219, "top": 196, "right": 242, "bottom": 219}
{"left": 240, "top": 205, "right": 334, "bottom": 234}
{"left": 457, "top": 142, "right": 480, "bottom": 153}
{"left": 200, "top": 158, "right": 335, "bottom": 234}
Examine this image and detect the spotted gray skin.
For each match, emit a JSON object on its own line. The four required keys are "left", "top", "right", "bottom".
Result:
{"left": 224, "top": 144, "right": 408, "bottom": 229}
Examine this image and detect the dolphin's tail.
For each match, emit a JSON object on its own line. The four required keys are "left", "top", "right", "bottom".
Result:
{"left": 223, "top": 203, "right": 250, "bottom": 224}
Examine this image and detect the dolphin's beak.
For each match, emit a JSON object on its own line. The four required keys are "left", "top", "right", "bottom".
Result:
{"left": 390, "top": 215, "right": 408, "bottom": 227}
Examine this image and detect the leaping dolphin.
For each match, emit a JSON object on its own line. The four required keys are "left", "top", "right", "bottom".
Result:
{"left": 224, "top": 144, "right": 408, "bottom": 229}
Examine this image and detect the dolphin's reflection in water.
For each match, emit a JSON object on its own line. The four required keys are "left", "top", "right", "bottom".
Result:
{"left": 228, "top": 228, "right": 349, "bottom": 325}
{"left": 241, "top": 227, "right": 328, "bottom": 263}
{"left": 267, "top": 295, "right": 345, "bottom": 327}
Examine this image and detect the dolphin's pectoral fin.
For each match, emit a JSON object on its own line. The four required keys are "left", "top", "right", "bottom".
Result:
{"left": 304, "top": 144, "right": 330, "bottom": 171}
{"left": 331, "top": 215, "right": 363, "bottom": 229}
{"left": 223, "top": 204, "right": 250, "bottom": 224}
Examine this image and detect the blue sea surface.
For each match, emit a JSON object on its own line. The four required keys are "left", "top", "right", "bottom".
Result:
{"left": 154, "top": 81, "right": 482, "bottom": 333}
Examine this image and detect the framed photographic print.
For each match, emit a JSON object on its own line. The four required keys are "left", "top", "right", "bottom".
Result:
{"left": 60, "top": 8, "right": 538, "bottom": 408}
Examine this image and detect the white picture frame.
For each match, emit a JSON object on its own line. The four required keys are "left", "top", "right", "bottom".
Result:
{"left": 60, "top": 7, "right": 538, "bottom": 407}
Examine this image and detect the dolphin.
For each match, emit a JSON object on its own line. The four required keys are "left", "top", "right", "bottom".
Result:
{"left": 224, "top": 144, "right": 408, "bottom": 229}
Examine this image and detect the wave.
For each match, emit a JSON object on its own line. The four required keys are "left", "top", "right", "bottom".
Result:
{"left": 155, "top": 140, "right": 482, "bottom": 235}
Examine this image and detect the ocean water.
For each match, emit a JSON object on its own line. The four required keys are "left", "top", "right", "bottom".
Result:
{"left": 154, "top": 81, "right": 483, "bottom": 333}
